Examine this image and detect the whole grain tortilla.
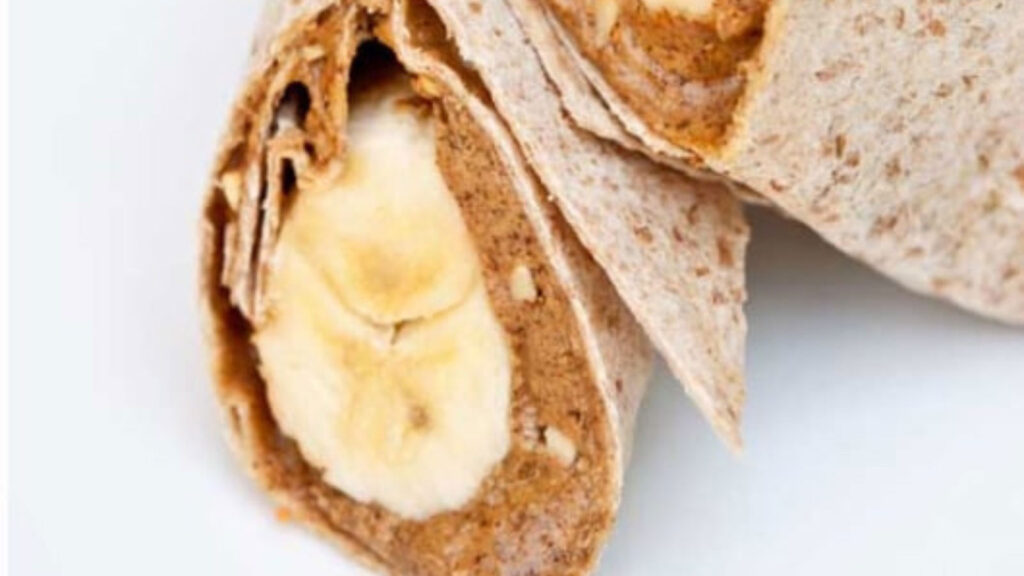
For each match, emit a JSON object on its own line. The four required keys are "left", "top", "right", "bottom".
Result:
{"left": 724, "top": 0, "right": 1024, "bottom": 323}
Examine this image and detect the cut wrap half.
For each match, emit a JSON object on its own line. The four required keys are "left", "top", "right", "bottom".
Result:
{"left": 200, "top": 0, "right": 747, "bottom": 573}
{"left": 514, "top": 0, "right": 1024, "bottom": 323}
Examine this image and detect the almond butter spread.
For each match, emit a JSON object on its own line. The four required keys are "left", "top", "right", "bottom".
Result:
{"left": 544, "top": 0, "right": 768, "bottom": 149}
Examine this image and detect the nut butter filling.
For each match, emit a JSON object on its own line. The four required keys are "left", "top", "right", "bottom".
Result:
{"left": 204, "top": 17, "right": 626, "bottom": 575}
{"left": 543, "top": 0, "right": 769, "bottom": 149}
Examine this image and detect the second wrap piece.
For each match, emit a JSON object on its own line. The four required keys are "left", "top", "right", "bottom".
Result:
{"left": 515, "top": 0, "right": 1024, "bottom": 323}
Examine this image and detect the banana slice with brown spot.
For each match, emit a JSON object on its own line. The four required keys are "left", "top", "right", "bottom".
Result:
{"left": 254, "top": 85, "right": 512, "bottom": 518}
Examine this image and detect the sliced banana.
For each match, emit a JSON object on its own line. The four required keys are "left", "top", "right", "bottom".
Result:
{"left": 254, "top": 78, "right": 512, "bottom": 521}
{"left": 290, "top": 87, "right": 480, "bottom": 325}
{"left": 594, "top": 0, "right": 714, "bottom": 46}
{"left": 641, "top": 0, "right": 714, "bottom": 20}
{"left": 594, "top": 0, "right": 622, "bottom": 44}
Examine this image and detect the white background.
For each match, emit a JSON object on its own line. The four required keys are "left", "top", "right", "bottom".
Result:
{"left": 9, "top": 1, "right": 1024, "bottom": 574}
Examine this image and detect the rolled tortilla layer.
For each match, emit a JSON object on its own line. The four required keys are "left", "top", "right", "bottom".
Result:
{"left": 516, "top": 0, "right": 1024, "bottom": 323}
{"left": 200, "top": 0, "right": 747, "bottom": 573}
{"left": 409, "top": 0, "right": 750, "bottom": 447}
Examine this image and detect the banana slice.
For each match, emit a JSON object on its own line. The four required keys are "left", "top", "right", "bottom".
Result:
{"left": 592, "top": 0, "right": 716, "bottom": 46}
{"left": 290, "top": 89, "right": 480, "bottom": 326}
{"left": 254, "top": 80, "right": 511, "bottom": 520}
{"left": 641, "top": 0, "right": 714, "bottom": 20}
{"left": 593, "top": 0, "right": 621, "bottom": 44}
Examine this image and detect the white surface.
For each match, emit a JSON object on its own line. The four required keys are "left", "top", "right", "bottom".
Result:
{"left": 1, "top": 0, "right": 11, "bottom": 569}
{"left": 9, "top": 1, "right": 1024, "bottom": 575}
